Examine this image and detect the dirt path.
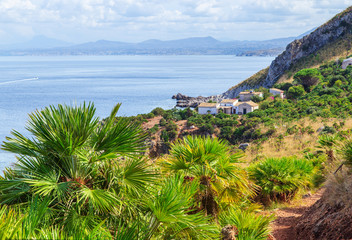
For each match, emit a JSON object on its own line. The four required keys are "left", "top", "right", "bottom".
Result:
{"left": 271, "top": 189, "right": 325, "bottom": 240}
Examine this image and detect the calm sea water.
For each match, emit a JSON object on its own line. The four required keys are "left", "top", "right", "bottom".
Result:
{"left": 0, "top": 55, "right": 274, "bottom": 171}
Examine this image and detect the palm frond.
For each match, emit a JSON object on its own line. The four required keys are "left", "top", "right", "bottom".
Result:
{"left": 146, "top": 174, "right": 218, "bottom": 239}
{"left": 78, "top": 187, "right": 120, "bottom": 213}
{"left": 117, "top": 157, "right": 157, "bottom": 198}
{"left": 92, "top": 104, "right": 147, "bottom": 159}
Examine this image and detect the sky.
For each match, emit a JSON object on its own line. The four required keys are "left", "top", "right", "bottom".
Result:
{"left": 0, "top": 0, "right": 351, "bottom": 44}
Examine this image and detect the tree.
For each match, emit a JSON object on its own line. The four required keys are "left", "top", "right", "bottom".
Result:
{"left": 317, "top": 134, "right": 338, "bottom": 162}
{"left": 273, "top": 82, "right": 293, "bottom": 91}
{"left": 293, "top": 68, "right": 322, "bottom": 92}
{"left": 151, "top": 107, "right": 165, "bottom": 116}
{"left": 251, "top": 95, "right": 263, "bottom": 103}
{"left": 287, "top": 85, "right": 305, "bottom": 99}
{"left": 0, "top": 103, "right": 219, "bottom": 239}
{"left": 161, "top": 136, "right": 254, "bottom": 218}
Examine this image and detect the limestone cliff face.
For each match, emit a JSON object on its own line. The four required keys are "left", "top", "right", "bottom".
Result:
{"left": 265, "top": 8, "right": 352, "bottom": 87}
{"left": 223, "top": 7, "right": 352, "bottom": 99}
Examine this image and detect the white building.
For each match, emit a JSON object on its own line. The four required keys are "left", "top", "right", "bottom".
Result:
{"left": 235, "top": 101, "right": 259, "bottom": 114}
{"left": 220, "top": 99, "right": 238, "bottom": 114}
{"left": 198, "top": 102, "right": 219, "bottom": 115}
{"left": 239, "top": 91, "right": 263, "bottom": 101}
{"left": 270, "top": 88, "right": 285, "bottom": 99}
{"left": 342, "top": 58, "right": 352, "bottom": 69}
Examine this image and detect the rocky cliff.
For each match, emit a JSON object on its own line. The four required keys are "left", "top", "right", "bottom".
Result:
{"left": 222, "top": 6, "right": 352, "bottom": 99}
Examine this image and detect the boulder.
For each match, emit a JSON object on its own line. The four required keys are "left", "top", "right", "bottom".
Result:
{"left": 239, "top": 143, "right": 250, "bottom": 151}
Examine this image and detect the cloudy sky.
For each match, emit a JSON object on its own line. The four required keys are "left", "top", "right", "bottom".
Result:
{"left": 0, "top": 0, "right": 351, "bottom": 44}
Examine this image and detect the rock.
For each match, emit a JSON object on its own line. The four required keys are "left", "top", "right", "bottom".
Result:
{"left": 172, "top": 93, "right": 192, "bottom": 100}
{"left": 221, "top": 225, "right": 238, "bottom": 240}
{"left": 239, "top": 143, "right": 250, "bottom": 151}
{"left": 302, "top": 192, "right": 312, "bottom": 199}
{"left": 317, "top": 126, "right": 325, "bottom": 133}
{"left": 173, "top": 93, "right": 223, "bottom": 108}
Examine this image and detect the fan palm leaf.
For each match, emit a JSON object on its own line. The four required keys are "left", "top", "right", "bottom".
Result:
{"left": 161, "top": 136, "right": 254, "bottom": 217}
{"left": 145, "top": 174, "right": 218, "bottom": 239}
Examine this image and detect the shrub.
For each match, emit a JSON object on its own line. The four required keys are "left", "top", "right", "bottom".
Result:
{"left": 187, "top": 116, "right": 204, "bottom": 126}
{"left": 220, "top": 126, "right": 233, "bottom": 140}
{"left": 286, "top": 125, "right": 298, "bottom": 135}
{"left": 219, "top": 208, "right": 273, "bottom": 240}
{"left": 159, "top": 118, "right": 166, "bottom": 126}
{"left": 249, "top": 157, "right": 315, "bottom": 203}
{"left": 149, "top": 124, "right": 159, "bottom": 134}
{"left": 287, "top": 85, "right": 305, "bottom": 99}
{"left": 151, "top": 107, "right": 165, "bottom": 116}
{"left": 327, "top": 74, "right": 346, "bottom": 87}
{"left": 199, "top": 123, "right": 214, "bottom": 134}
{"left": 293, "top": 68, "right": 322, "bottom": 92}
{"left": 145, "top": 112, "right": 155, "bottom": 119}
{"left": 160, "top": 130, "right": 169, "bottom": 142}
{"left": 320, "top": 126, "right": 336, "bottom": 135}
{"left": 162, "top": 111, "right": 174, "bottom": 121}
{"left": 318, "top": 87, "right": 338, "bottom": 96}
{"left": 165, "top": 121, "right": 178, "bottom": 140}
{"left": 251, "top": 95, "right": 263, "bottom": 103}
{"left": 273, "top": 82, "right": 293, "bottom": 91}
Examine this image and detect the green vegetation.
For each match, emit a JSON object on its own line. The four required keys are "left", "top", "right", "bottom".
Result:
{"left": 219, "top": 209, "right": 274, "bottom": 240}
{"left": 4, "top": 56, "right": 352, "bottom": 238}
{"left": 293, "top": 68, "right": 322, "bottom": 92}
{"left": 287, "top": 85, "right": 305, "bottom": 99}
{"left": 0, "top": 103, "right": 275, "bottom": 239}
{"left": 131, "top": 59, "right": 352, "bottom": 149}
{"left": 161, "top": 136, "right": 253, "bottom": 217}
{"left": 249, "top": 157, "right": 316, "bottom": 203}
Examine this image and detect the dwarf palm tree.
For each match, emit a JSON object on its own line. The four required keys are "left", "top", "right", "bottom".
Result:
{"left": 250, "top": 157, "right": 315, "bottom": 203}
{"left": 0, "top": 103, "right": 222, "bottom": 238}
{"left": 219, "top": 208, "right": 273, "bottom": 240}
{"left": 161, "top": 136, "right": 254, "bottom": 218}
{"left": 0, "top": 103, "right": 155, "bottom": 234}
{"left": 337, "top": 139, "right": 352, "bottom": 173}
{"left": 317, "top": 134, "right": 338, "bottom": 162}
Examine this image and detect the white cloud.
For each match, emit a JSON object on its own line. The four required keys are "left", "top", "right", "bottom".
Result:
{"left": 0, "top": 0, "right": 351, "bottom": 43}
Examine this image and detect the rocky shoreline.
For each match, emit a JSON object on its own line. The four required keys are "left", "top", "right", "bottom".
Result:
{"left": 172, "top": 93, "right": 223, "bottom": 108}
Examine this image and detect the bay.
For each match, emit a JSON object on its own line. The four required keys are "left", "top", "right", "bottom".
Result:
{"left": 0, "top": 55, "right": 274, "bottom": 171}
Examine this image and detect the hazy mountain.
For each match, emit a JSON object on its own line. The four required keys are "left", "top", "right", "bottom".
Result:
{"left": 0, "top": 35, "right": 73, "bottom": 50}
{"left": 0, "top": 31, "right": 315, "bottom": 56}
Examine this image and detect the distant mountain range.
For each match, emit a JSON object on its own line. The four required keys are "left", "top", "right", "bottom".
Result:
{"left": 0, "top": 35, "right": 73, "bottom": 50}
{"left": 0, "top": 31, "right": 314, "bottom": 56}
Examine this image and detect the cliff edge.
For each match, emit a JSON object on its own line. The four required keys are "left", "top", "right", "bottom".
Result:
{"left": 223, "top": 6, "right": 352, "bottom": 98}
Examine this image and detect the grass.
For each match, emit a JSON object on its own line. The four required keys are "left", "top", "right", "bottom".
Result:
{"left": 324, "top": 169, "right": 352, "bottom": 206}
{"left": 243, "top": 117, "right": 352, "bottom": 163}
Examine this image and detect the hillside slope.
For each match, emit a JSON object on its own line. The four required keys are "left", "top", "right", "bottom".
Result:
{"left": 223, "top": 6, "right": 352, "bottom": 98}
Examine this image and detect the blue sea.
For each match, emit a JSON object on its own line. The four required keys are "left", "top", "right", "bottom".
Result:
{"left": 0, "top": 55, "right": 274, "bottom": 171}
